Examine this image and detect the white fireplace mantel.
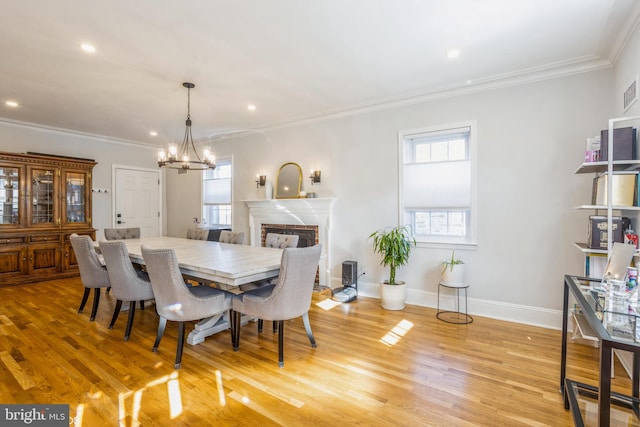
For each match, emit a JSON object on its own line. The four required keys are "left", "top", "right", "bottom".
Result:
{"left": 244, "top": 198, "right": 336, "bottom": 287}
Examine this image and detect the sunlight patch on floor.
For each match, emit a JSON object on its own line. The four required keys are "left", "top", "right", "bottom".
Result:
{"left": 316, "top": 298, "right": 341, "bottom": 310}
{"left": 215, "top": 370, "right": 226, "bottom": 406}
{"left": 116, "top": 371, "right": 183, "bottom": 425}
{"left": 380, "top": 319, "right": 414, "bottom": 347}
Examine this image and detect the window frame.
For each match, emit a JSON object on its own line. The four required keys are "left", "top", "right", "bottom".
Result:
{"left": 398, "top": 121, "right": 478, "bottom": 248}
{"left": 202, "top": 157, "right": 233, "bottom": 227}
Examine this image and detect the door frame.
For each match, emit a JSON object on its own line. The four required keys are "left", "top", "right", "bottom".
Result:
{"left": 111, "top": 164, "right": 163, "bottom": 235}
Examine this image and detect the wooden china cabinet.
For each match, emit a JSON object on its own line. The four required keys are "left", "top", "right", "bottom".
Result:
{"left": 0, "top": 151, "right": 96, "bottom": 286}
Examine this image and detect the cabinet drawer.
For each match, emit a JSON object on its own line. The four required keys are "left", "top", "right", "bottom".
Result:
{"left": 30, "top": 234, "right": 61, "bottom": 243}
{"left": 0, "top": 236, "right": 26, "bottom": 245}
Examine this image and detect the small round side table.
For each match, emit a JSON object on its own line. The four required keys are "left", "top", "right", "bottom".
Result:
{"left": 436, "top": 281, "right": 473, "bottom": 324}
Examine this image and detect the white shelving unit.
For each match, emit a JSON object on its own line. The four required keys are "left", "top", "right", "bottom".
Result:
{"left": 574, "top": 116, "right": 640, "bottom": 276}
{"left": 574, "top": 116, "right": 640, "bottom": 379}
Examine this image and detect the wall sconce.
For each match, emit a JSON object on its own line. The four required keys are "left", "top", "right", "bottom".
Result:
{"left": 255, "top": 174, "right": 266, "bottom": 188}
{"left": 309, "top": 169, "right": 321, "bottom": 185}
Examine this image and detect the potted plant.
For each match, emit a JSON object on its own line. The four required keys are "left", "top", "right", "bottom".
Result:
{"left": 441, "top": 250, "right": 465, "bottom": 283}
{"left": 369, "top": 225, "right": 416, "bottom": 310}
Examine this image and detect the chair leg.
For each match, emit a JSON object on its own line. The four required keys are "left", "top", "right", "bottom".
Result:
{"left": 175, "top": 321, "right": 185, "bottom": 369}
{"left": 258, "top": 319, "right": 263, "bottom": 333}
{"left": 124, "top": 302, "right": 136, "bottom": 341}
{"left": 106, "top": 286, "right": 111, "bottom": 294}
{"left": 302, "top": 312, "right": 317, "bottom": 348}
{"left": 109, "top": 300, "right": 123, "bottom": 329}
{"left": 273, "top": 321, "right": 277, "bottom": 333}
{"left": 229, "top": 310, "right": 236, "bottom": 349}
{"left": 78, "top": 288, "right": 91, "bottom": 313}
{"left": 89, "top": 288, "right": 101, "bottom": 321}
{"left": 278, "top": 320, "right": 285, "bottom": 368}
{"left": 233, "top": 311, "right": 241, "bottom": 351}
{"left": 153, "top": 316, "right": 167, "bottom": 352}
{"left": 139, "top": 300, "right": 145, "bottom": 310}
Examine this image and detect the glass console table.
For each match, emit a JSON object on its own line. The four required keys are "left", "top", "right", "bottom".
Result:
{"left": 561, "top": 274, "right": 640, "bottom": 426}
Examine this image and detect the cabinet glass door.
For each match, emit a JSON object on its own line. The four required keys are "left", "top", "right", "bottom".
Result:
{"left": 65, "top": 171, "right": 87, "bottom": 224}
{"left": 0, "top": 166, "right": 20, "bottom": 225}
{"left": 30, "top": 168, "right": 56, "bottom": 226}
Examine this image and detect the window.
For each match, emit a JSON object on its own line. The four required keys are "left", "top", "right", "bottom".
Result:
{"left": 202, "top": 159, "right": 232, "bottom": 226}
{"left": 400, "top": 122, "right": 476, "bottom": 245}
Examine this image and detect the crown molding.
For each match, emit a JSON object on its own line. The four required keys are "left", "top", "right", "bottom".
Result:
{"left": 0, "top": 117, "right": 157, "bottom": 150}
{"left": 256, "top": 56, "right": 613, "bottom": 132}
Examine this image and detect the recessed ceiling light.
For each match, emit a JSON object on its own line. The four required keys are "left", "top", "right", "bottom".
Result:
{"left": 149, "top": 131, "right": 158, "bottom": 136}
{"left": 80, "top": 43, "right": 96, "bottom": 53}
{"left": 5, "top": 101, "right": 18, "bottom": 108}
{"left": 446, "top": 49, "right": 460, "bottom": 59}
{"left": 247, "top": 104, "right": 256, "bottom": 111}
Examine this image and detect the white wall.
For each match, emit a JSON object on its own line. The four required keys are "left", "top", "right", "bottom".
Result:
{"left": 0, "top": 121, "right": 160, "bottom": 239}
{"left": 614, "top": 22, "right": 640, "bottom": 117}
{"left": 195, "top": 70, "right": 613, "bottom": 328}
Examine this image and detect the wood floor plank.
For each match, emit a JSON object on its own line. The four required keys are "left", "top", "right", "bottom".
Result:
{"left": 0, "top": 277, "right": 633, "bottom": 425}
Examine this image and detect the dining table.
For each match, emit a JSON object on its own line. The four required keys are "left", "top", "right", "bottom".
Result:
{"left": 98, "top": 236, "right": 284, "bottom": 344}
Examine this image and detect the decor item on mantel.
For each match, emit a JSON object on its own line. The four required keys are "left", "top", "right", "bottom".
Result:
{"left": 275, "top": 162, "right": 302, "bottom": 199}
{"left": 265, "top": 180, "right": 273, "bottom": 199}
{"left": 156, "top": 82, "right": 216, "bottom": 173}
{"left": 441, "top": 251, "right": 465, "bottom": 283}
{"left": 369, "top": 225, "right": 416, "bottom": 310}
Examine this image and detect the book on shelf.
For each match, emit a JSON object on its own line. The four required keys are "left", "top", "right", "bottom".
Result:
{"left": 591, "top": 172, "right": 637, "bottom": 206}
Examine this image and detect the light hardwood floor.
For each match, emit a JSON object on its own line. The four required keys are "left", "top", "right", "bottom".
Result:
{"left": 0, "top": 277, "right": 632, "bottom": 426}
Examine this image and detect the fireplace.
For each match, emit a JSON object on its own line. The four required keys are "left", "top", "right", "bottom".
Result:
{"left": 244, "top": 198, "right": 336, "bottom": 287}
{"left": 261, "top": 224, "right": 319, "bottom": 248}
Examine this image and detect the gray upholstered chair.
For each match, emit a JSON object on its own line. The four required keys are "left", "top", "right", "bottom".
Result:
{"left": 242, "top": 232, "right": 301, "bottom": 319}
{"left": 141, "top": 245, "right": 235, "bottom": 369}
{"left": 219, "top": 230, "right": 244, "bottom": 245}
{"left": 100, "top": 240, "right": 155, "bottom": 341}
{"left": 104, "top": 227, "right": 141, "bottom": 240}
{"left": 186, "top": 228, "right": 209, "bottom": 240}
{"left": 232, "top": 244, "right": 322, "bottom": 367}
{"left": 265, "top": 233, "right": 299, "bottom": 249}
{"left": 70, "top": 234, "right": 110, "bottom": 321}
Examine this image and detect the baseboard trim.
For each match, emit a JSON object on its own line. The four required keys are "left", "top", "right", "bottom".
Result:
{"left": 335, "top": 278, "right": 563, "bottom": 330}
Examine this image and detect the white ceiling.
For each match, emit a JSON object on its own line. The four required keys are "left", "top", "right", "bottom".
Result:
{"left": 1, "top": 0, "right": 639, "bottom": 147}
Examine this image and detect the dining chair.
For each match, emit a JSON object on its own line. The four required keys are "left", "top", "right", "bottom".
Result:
{"left": 232, "top": 244, "right": 322, "bottom": 367}
{"left": 265, "top": 232, "right": 299, "bottom": 249}
{"left": 186, "top": 228, "right": 209, "bottom": 240}
{"left": 104, "top": 227, "right": 141, "bottom": 240}
{"left": 141, "top": 245, "right": 235, "bottom": 369}
{"left": 69, "top": 234, "right": 111, "bottom": 321}
{"left": 99, "top": 240, "right": 155, "bottom": 340}
{"left": 244, "top": 232, "right": 301, "bottom": 325}
{"left": 218, "top": 230, "right": 244, "bottom": 245}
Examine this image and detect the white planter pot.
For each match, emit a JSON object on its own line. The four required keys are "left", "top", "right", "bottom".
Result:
{"left": 441, "top": 264, "right": 466, "bottom": 284}
{"left": 380, "top": 281, "right": 406, "bottom": 310}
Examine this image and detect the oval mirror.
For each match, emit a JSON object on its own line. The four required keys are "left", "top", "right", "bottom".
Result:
{"left": 275, "top": 162, "right": 302, "bottom": 199}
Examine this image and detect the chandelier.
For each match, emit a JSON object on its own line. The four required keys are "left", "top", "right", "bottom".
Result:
{"left": 157, "top": 82, "right": 216, "bottom": 172}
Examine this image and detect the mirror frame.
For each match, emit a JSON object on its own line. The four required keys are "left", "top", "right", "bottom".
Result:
{"left": 275, "top": 162, "right": 302, "bottom": 199}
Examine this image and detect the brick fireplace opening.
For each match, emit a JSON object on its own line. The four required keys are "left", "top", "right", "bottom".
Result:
{"left": 261, "top": 224, "right": 319, "bottom": 248}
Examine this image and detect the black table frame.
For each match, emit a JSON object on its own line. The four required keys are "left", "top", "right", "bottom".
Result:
{"left": 561, "top": 274, "right": 640, "bottom": 426}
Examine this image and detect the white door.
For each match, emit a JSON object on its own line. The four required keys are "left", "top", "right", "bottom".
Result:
{"left": 113, "top": 167, "right": 161, "bottom": 237}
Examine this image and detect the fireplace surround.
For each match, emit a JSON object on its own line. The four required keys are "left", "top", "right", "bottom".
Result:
{"left": 244, "top": 198, "right": 336, "bottom": 287}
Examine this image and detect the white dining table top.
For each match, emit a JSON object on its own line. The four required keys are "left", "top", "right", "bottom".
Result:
{"left": 100, "top": 236, "right": 283, "bottom": 286}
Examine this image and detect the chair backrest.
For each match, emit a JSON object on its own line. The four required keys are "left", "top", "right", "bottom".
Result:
{"left": 265, "top": 233, "right": 299, "bottom": 249}
{"left": 104, "top": 227, "right": 141, "bottom": 240}
{"left": 100, "top": 240, "right": 152, "bottom": 301}
{"left": 219, "top": 230, "right": 244, "bottom": 245}
{"left": 69, "top": 233, "right": 110, "bottom": 289}
{"left": 141, "top": 245, "right": 230, "bottom": 321}
{"left": 186, "top": 228, "right": 209, "bottom": 240}
{"left": 253, "top": 244, "right": 322, "bottom": 320}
